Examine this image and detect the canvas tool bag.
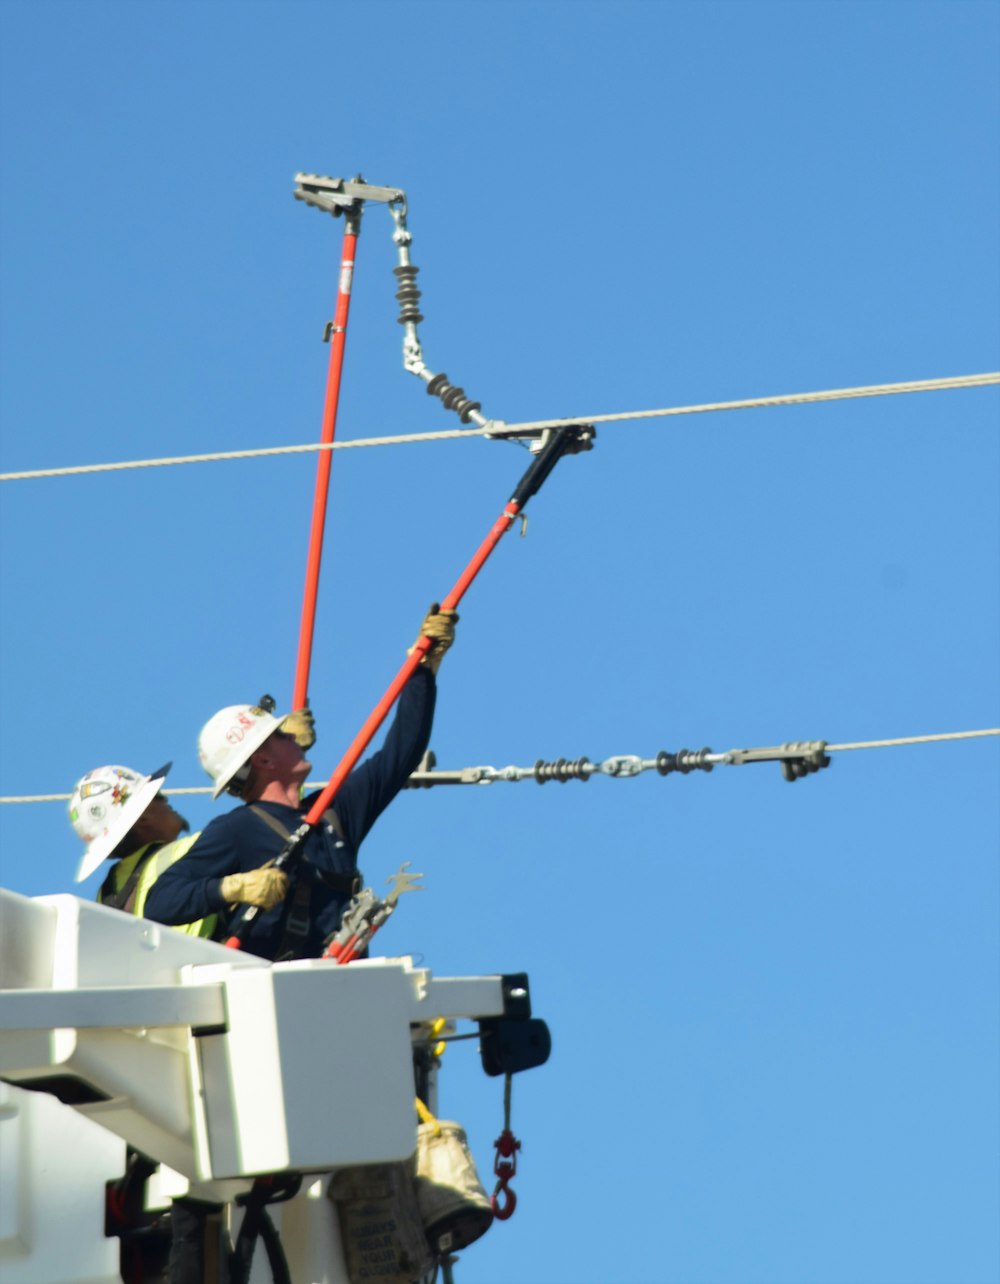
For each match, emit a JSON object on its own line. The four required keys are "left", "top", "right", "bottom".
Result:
{"left": 328, "top": 1159, "right": 433, "bottom": 1284}
{"left": 414, "top": 1114, "right": 494, "bottom": 1254}
{"left": 329, "top": 1106, "right": 493, "bottom": 1282}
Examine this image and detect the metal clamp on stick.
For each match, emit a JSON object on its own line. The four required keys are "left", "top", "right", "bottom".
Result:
{"left": 294, "top": 173, "right": 406, "bottom": 216}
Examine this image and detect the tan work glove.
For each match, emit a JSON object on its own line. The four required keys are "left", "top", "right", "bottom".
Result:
{"left": 220, "top": 867, "right": 288, "bottom": 910}
{"left": 282, "top": 707, "right": 316, "bottom": 750}
{"left": 409, "top": 603, "right": 459, "bottom": 677}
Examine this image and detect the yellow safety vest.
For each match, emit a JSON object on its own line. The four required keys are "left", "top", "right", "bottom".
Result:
{"left": 97, "top": 833, "right": 217, "bottom": 939}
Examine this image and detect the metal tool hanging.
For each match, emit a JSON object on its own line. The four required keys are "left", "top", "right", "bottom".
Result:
{"left": 324, "top": 862, "right": 423, "bottom": 964}
{"left": 298, "top": 174, "right": 524, "bottom": 440}
{"left": 386, "top": 196, "right": 502, "bottom": 434}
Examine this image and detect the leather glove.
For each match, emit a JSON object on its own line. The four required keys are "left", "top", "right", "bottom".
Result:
{"left": 220, "top": 867, "right": 288, "bottom": 910}
{"left": 282, "top": 707, "right": 316, "bottom": 750}
{"left": 409, "top": 603, "right": 459, "bottom": 676}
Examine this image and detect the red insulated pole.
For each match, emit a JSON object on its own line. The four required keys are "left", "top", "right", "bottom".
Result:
{"left": 305, "top": 499, "right": 522, "bottom": 829}
{"left": 223, "top": 503, "right": 519, "bottom": 954}
{"left": 292, "top": 214, "right": 361, "bottom": 712}
{"left": 222, "top": 424, "right": 591, "bottom": 953}
{"left": 306, "top": 422, "right": 592, "bottom": 834}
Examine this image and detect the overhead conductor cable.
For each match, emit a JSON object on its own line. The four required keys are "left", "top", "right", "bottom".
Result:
{"left": 1, "top": 373, "right": 996, "bottom": 481}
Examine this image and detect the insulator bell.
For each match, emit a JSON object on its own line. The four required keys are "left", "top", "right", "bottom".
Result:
{"left": 532, "top": 757, "right": 591, "bottom": 783}
{"left": 426, "top": 372, "right": 482, "bottom": 424}
{"left": 393, "top": 264, "right": 424, "bottom": 325}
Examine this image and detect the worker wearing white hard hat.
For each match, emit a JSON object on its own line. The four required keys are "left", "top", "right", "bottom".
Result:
{"left": 71, "top": 763, "right": 173, "bottom": 882}
{"left": 197, "top": 703, "right": 295, "bottom": 799}
{"left": 145, "top": 606, "right": 457, "bottom": 960}
{"left": 69, "top": 766, "right": 222, "bottom": 1280}
{"left": 69, "top": 763, "right": 215, "bottom": 936}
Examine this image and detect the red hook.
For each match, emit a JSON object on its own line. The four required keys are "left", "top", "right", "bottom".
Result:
{"left": 491, "top": 1128, "right": 521, "bottom": 1222}
{"left": 491, "top": 1180, "right": 517, "bottom": 1221}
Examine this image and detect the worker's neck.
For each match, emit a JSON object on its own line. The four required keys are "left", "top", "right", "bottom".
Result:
{"left": 247, "top": 780, "right": 302, "bottom": 809}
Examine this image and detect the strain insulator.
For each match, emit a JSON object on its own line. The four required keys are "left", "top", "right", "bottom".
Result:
{"left": 392, "top": 264, "right": 424, "bottom": 326}
{"left": 426, "top": 372, "right": 482, "bottom": 424}
{"left": 655, "top": 751, "right": 674, "bottom": 776}
{"left": 656, "top": 748, "right": 714, "bottom": 776}
{"left": 532, "top": 756, "right": 591, "bottom": 783}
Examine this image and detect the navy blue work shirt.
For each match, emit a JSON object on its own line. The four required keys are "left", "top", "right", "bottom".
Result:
{"left": 145, "top": 668, "right": 435, "bottom": 960}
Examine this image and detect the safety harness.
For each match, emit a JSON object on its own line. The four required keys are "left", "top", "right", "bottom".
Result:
{"left": 247, "top": 805, "right": 361, "bottom": 961}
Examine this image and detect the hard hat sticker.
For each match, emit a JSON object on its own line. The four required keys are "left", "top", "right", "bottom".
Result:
{"left": 225, "top": 708, "right": 267, "bottom": 746}
{"left": 79, "top": 780, "right": 112, "bottom": 800}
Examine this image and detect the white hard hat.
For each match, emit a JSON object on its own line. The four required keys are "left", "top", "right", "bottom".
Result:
{"left": 70, "top": 762, "right": 172, "bottom": 883}
{"left": 198, "top": 704, "right": 288, "bottom": 799}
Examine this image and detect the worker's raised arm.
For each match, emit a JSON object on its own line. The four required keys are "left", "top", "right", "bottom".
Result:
{"left": 319, "top": 659, "right": 438, "bottom": 852}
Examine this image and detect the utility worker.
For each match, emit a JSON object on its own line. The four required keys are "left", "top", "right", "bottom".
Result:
{"left": 145, "top": 606, "right": 456, "bottom": 961}
{"left": 69, "top": 762, "right": 216, "bottom": 938}
{"left": 69, "top": 761, "right": 235, "bottom": 1283}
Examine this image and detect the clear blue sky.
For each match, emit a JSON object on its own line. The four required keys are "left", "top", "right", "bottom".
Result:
{"left": 1, "top": 3, "right": 998, "bottom": 1283}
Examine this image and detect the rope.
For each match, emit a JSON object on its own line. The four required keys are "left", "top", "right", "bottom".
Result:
{"left": 415, "top": 1097, "right": 442, "bottom": 1133}
{"left": 1, "top": 372, "right": 995, "bottom": 482}
{"left": 3, "top": 727, "right": 995, "bottom": 803}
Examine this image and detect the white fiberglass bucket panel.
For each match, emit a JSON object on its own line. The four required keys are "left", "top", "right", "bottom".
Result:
{"left": 190, "top": 957, "right": 423, "bottom": 1178}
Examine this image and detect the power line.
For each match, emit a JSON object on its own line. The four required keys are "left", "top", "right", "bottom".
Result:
{"left": 825, "top": 729, "right": 1000, "bottom": 752}
{"left": 0, "top": 429, "right": 472, "bottom": 483}
{"left": 485, "top": 372, "right": 1000, "bottom": 435}
{"left": 3, "top": 727, "right": 996, "bottom": 803}
{"left": 1, "top": 372, "right": 996, "bottom": 482}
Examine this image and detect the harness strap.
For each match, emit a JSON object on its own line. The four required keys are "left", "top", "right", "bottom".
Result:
{"left": 99, "top": 844, "right": 161, "bottom": 914}
{"left": 275, "top": 879, "right": 315, "bottom": 962}
{"left": 248, "top": 804, "right": 311, "bottom": 842}
{"left": 248, "top": 803, "right": 344, "bottom": 841}
{"left": 247, "top": 806, "right": 360, "bottom": 961}
{"left": 247, "top": 805, "right": 360, "bottom": 893}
